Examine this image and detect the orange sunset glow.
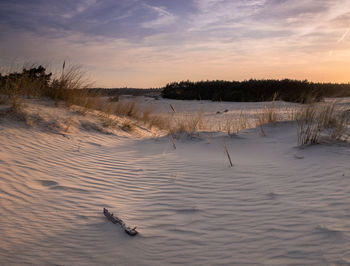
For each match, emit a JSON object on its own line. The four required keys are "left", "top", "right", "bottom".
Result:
{"left": 1, "top": 0, "right": 350, "bottom": 87}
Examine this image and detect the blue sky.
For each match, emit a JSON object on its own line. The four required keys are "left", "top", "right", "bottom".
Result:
{"left": 1, "top": 0, "right": 350, "bottom": 87}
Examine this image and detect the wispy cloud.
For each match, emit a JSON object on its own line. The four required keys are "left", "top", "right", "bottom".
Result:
{"left": 60, "top": 0, "right": 98, "bottom": 19}
{"left": 141, "top": 4, "right": 176, "bottom": 29}
{"left": 337, "top": 28, "right": 350, "bottom": 43}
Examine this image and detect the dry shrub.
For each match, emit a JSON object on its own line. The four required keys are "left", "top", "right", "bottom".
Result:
{"left": 296, "top": 101, "right": 349, "bottom": 145}
{"left": 0, "top": 63, "right": 95, "bottom": 111}
{"left": 0, "top": 65, "right": 52, "bottom": 99}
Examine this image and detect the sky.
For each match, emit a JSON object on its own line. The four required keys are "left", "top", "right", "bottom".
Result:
{"left": 1, "top": 0, "right": 350, "bottom": 88}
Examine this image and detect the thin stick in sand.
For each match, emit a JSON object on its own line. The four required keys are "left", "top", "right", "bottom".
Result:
{"left": 169, "top": 104, "right": 176, "bottom": 113}
{"left": 169, "top": 133, "right": 176, "bottom": 149}
{"left": 259, "top": 124, "right": 266, "bottom": 136}
{"left": 224, "top": 144, "right": 233, "bottom": 167}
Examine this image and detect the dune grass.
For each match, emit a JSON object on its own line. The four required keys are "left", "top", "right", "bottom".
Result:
{"left": 223, "top": 111, "right": 251, "bottom": 135}
{"left": 255, "top": 94, "right": 279, "bottom": 127}
{"left": 1, "top": 63, "right": 349, "bottom": 142}
{"left": 296, "top": 101, "right": 349, "bottom": 145}
{"left": 169, "top": 112, "right": 203, "bottom": 136}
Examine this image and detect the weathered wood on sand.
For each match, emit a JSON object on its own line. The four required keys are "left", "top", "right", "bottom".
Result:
{"left": 103, "top": 208, "right": 138, "bottom": 236}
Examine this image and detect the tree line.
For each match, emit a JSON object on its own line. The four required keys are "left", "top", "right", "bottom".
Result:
{"left": 161, "top": 79, "right": 350, "bottom": 103}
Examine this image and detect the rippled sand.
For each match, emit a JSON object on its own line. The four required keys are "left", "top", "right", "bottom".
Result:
{"left": 0, "top": 98, "right": 350, "bottom": 265}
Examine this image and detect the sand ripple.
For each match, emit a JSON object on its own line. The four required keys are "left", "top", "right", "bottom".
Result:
{"left": 0, "top": 125, "right": 350, "bottom": 265}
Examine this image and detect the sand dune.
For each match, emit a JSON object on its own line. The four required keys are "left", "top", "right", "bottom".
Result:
{"left": 0, "top": 98, "right": 349, "bottom": 265}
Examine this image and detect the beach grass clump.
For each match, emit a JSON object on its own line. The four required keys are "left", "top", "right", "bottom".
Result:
{"left": 145, "top": 114, "right": 171, "bottom": 130}
{"left": 112, "top": 100, "right": 172, "bottom": 131}
{"left": 224, "top": 110, "right": 253, "bottom": 136}
{"left": 296, "top": 101, "right": 349, "bottom": 145}
{"left": 99, "top": 102, "right": 118, "bottom": 128}
{"left": 256, "top": 93, "right": 279, "bottom": 127}
{"left": 48, "top": 65, "right": 93, "bottom": 107}
{"left": 114, "top": 99, "right": 140, "bottom": 119}
{"left": 224, "top": 111, "right": 251, "bottom": 135}
{"left": 141, "top": 107, "right": 152, "bottom": 122}
{"left": 170, "top": 112, "right": 203, "bottom": 136}
{"left": 3, "top": 99, "right": 42, "bottom": 127}
{"left": 139, "top": 106, "right": 170, "bottom": 130}
{"left": 102, "top": 117, "right": 118, "bottom": 128}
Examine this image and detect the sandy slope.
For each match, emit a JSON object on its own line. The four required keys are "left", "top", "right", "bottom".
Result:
{"left": 0, "top": 98, "right": 350, "bottom": 265}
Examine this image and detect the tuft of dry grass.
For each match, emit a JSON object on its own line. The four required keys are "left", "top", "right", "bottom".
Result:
{"left": 63, "top": 116, "right": 75, "bottom": 133}
{"left": 170, "top": 112, "right": 203, "bottom": 135}
{"left": 74, "top": 95, "right": 102, "bottom": 115}
{"left": 114, "top": 99, "right": 140, "bottom": 118}
{"left": 100, "top": 103, "right": 118, "bottom": 128}
{"left": 80, "top": 121, "right": 109, "bottom": 134}
{"left": 256, "top": 94, "right": 279, "bottom": 127}
{"left": 224, "top": 111, "right": 250, "bottom": 135}
{"left": 120, "top": 120, "right": 134, "bottom": 132}
{"left": 49, "top": 64, "right": 92, "bottom": 106}
{"left": 296, "top": 101, "right": 349, "bottom": 145}
{"left": 145, "top": 114, "right": 170, "bottom": 130}
{"left": 102, "top": 117, "right": 117, "bottom": 128}
{"left": 8, "top": 94, "right": 24, "bottom": 113}
{"left": 141, "top": 107, "right": 152, "bottom": 122}
{"left": 2, "top": 96, "right": 32, "bottom": 125}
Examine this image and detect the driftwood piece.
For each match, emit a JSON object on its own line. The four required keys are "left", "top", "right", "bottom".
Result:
{"left": 103, "top": 208, "right": 138, "bottom": 236}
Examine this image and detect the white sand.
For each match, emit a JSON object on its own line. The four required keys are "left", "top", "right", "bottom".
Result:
{"left": 0, "top": 97, "right": 350, "bottom": 265}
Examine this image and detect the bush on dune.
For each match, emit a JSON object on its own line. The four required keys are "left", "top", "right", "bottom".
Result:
{"left": 0, "top": 63, "right": 93, "bottom": 108}
{"left": 0, "top": 65, "right": 52, "bottom": 99}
